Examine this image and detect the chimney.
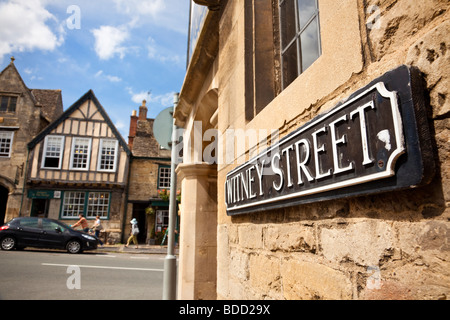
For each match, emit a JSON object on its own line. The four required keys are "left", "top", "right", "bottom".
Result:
{"left": 138, "top": 100, "right": 147, "bottom": 120}
{"left": 128, "top": 109, "right": 138, "bottom": 150}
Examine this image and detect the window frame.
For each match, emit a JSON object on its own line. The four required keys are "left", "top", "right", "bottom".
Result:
{"left": 86, "top": 192, "right": 111, "bottom": 219}
{"left": 61, "top": 191, "right": 86, "bottom": 219}
{"left": 0, "top": 131, "right": 14, "bottom": 158}
{"left": 97, "top": 138, "right": 119, "bottom": 172}
{"left": 0, "top": 95, "right": 18, "bottom": 113}
{"left": 155, "top": 209, "right": 169, "bottom": 233}
{"left": 60, "top": 191, "right": 111, "bottom": 219}
{"left": 41, "top": 135, "right": 65, "bottom": 169}
{"left": 69, "top": 137, "right": 92, "bottom": 171}
{"left": 279, "top": 0, "right": 322, "bottom": 90}
{"left": 158, "top": 165, "right": 171, "bottom": 189}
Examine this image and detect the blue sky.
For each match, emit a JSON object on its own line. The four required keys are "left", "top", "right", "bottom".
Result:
{"left": 0, "top": 0, "right": 190, "bottom": 139}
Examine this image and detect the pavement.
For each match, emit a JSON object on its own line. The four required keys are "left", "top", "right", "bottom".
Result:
{"left": 96, "top": 244, "right": 179, "bottom": 255}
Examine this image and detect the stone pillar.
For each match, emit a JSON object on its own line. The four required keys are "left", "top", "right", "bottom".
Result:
{"left": 175, "top": 162, "right": 217, "bottom": 300}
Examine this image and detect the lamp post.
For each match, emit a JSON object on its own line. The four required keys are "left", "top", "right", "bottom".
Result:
{"left": 162, "top": 93, "right": 179, "bottom": 300}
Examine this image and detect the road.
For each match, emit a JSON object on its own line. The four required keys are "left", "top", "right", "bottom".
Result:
{"left": 0, "top": 249, "right": 167, "bottom": 300}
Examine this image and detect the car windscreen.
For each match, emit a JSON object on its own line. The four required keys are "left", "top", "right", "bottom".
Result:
{"left": 54, "top": 220, "right": 71, "bottom": 231}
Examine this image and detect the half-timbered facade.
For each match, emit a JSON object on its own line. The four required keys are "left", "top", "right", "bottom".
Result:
{"left": 25, "top": 90, "right": 130, "bottom": 240}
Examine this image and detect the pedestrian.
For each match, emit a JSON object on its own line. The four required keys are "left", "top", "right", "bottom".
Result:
{"left": 125, "top": 218, "right": 139, "bottom": 249}
{"left": 72, "top": 214, "right": 89, "bottom": 232}
{"left": 92, "top": 215, "right": 104, "bottom": 247}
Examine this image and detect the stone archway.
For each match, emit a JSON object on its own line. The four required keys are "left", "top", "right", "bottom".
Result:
{"left": 0, "top": 185, "right": 9, "bottom": 225}
{"left": 0, "top": 177, "right": 15, "bottom": 225}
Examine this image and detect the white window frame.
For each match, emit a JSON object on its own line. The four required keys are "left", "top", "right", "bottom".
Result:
{"left": 86, "top": 192, "right": 110, "bottom": 218}
{"left": 155, "top": 209, "right": 169, "bottom": 233}
{"left": 41, "top": 135, "right": 65, "bottom": 169}
{"left": 69, "top": 137, "right": 92, "bottom": 171}
{"left": 97, "top": 139, "right": 119, "bottom": 172}
{"left": 158, "top": 166, "right": 171, "bottom": 189}
{"left": 0, "top": 131, "right": 14, "bottom": 158}
{"left": 61, "top": 191, "right": 85, "bottom": 218}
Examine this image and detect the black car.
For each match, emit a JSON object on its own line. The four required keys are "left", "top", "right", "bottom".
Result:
{"left": 0, "top": 217, "right": 98, "bottom": 254}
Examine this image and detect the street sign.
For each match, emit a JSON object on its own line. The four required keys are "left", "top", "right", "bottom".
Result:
{"left": 225, "top": 65, "right": 435, "bottom": 215}
{"left": 154, "top": 107, "right": 174, "bottom": 150}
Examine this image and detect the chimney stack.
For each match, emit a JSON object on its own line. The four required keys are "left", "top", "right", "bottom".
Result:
{"left": 128, "top": 109, "right": 138, "bottom": 150}
{"left": 139, "top": 100, "right": 147, "bottom": 120}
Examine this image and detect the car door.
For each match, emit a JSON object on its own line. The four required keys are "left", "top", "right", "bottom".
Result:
{"left": 15, "top": 217, "right": 41, "bottom": 246}
{"left": 39, "top": 219, "right": 66, "bottom": 249}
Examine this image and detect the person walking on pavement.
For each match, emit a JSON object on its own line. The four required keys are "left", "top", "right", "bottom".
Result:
{"left": 92, "top": 215, "right": 104, "bottom": 247}
{"left": 125, "top": 218, "right": 139, "bottom": 249}
{"left": 71, "top": 214, "right": 89, "bottom": 232}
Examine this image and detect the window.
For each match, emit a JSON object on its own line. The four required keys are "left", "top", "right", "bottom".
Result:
{"left": 155, "top": 210, "right": 169, "bottom": 233}
{"left": 98, "top": 139, "right": 118, "bottom": 172}
{"left": 18, "top": 217, "right": 40, "bottom": 228}
{"left": 42, "top": 135, "right": 64, "bottom": 169}
{"left": 0, "top": 131, "right": 13, "bottom": 157}
{"left": 0, "top": 96, "right": 17, "bottom": 113}
{"left": 279, "top": 0, "right": 321, "bottom": 89}
{"left": 61, "top": 191, "right": 110, "bottom": 219}
{"left": 62, "top": 191, "right": 85, "bottom": 218}
{"left": 87, "top": 192, "right": 110, "bottom": 218}
{"left": 42, "top": 219, "right": 62, "bottom": 231}
{"left": 70, "top": 137, "right": 91, "bottom": 170}
{"left": 158, "top": 166, "right": 171, "bottom": 189}
{"left": 244, "top": 0, "right": 280, "bottom": 121}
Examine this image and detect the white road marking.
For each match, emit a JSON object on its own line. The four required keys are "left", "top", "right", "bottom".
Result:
{"left": 130, "top": 256, "right": 150, "bottom": 260}
{"left": 42, "top": 263, "right": 163, "bottom": 272}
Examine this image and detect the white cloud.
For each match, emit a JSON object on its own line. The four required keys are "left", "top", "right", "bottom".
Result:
{"left": 91, "top": 25, "right": 129, "bottom": 60}
{"left": 127, "top": 87, "right": 151, "bottom": 104}
{"left": 113, "top": 0, "right": 188, "bottom": 34}
{"left": 126, "top": 87, "right": 174, "bottom": 107}
{"left": 115, "top": 119, "right": 125, "bottom": 130}
{"left": 0, "top": 0, "right": 64, "bottom": 62}
{"left": 147, "top": 36, "right": 183, "bottom": 64}
{"left": 127, "top": 87, "right": 175, "bottom": 108}
{"left": 106, "top": 75, "right": 122, "bottom": 83}
{"left": 113, "top": 0, "right": 165, "bottom": 20}
{"left": 95, "top": 70, "right": 122, "bottom": 83}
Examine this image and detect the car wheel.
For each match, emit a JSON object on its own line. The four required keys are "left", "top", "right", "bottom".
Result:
{"left": 66, "top": 240, "right": 82, "bottom": 254}
{"left": 1, "top": 236, "right": 16, "bottom": 251}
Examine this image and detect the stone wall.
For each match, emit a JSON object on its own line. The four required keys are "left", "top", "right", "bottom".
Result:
{"left": 0, "top": 62, "right": 44, "bottom": 221}
{"left": 216, "top": 0, "right": 449, "bottom": 300}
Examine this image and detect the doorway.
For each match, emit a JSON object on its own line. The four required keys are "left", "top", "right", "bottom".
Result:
{"left": 31, "top": 199, "right": 49, "bottom": 217}
{"left": 0, "top": 185, "right": 8, "bottom": 225}
{"left": 132, "top": 203, "right": 148, "bottom": 244}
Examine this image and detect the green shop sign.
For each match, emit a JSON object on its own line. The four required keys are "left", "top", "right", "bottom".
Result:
{"left": 28, "top": 190, "right": 56, "bottom": 199}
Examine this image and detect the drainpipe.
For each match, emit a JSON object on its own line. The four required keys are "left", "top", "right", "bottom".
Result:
{"left": 18, "top": 147, "right": 30, "bottom": 217}
{"left": 121, "top": 155, "right": 132, "bottom": 244}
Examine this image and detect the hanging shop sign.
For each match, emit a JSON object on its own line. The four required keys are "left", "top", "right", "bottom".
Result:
{"left": 225, "top": 65, "right": 435, "bottom": 215}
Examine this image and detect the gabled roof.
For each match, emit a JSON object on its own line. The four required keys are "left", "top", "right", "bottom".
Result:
{"left": 0, "top": 58, "right": 32, "bottom": 96}
{"left": 28, "top": 89, "right": 131, "bottom": 156}
{"left": 0, "top": 58, "right": 63, "bottom": 122}
{"left": 31, "top": 89, "right": 63, "bottom": 122}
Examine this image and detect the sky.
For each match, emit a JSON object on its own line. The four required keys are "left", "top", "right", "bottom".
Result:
{"left": 0, "top": 0, "right": 190, "bottom": 140}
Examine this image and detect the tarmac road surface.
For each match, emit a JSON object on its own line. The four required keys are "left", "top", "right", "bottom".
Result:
{"left": 0, "top": 249, "right": 167, "bottom": 300}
